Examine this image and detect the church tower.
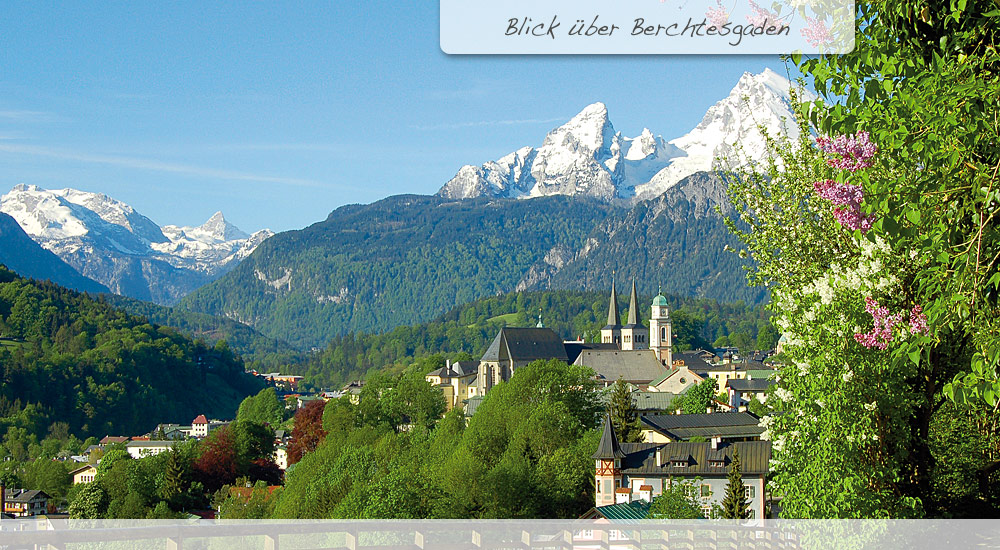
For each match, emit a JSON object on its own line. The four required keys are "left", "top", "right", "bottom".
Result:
{"left": 600, "top": 280, "right": 622, "bottom": 346}
{"left": 649, "top": 289, "right": 673, "bottom": 366}
{"left": 620, "top": 280, "right": 647, "bottom": 350}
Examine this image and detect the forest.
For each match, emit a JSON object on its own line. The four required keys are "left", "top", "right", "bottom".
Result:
{"left": 0, "top": 265, "right": 263, "bottom": 447}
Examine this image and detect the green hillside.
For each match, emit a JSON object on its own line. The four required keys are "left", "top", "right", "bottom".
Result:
{"left": 100, "top": 294, "right": 305, "bottom": 371}
{"left": 181, "top": 194, "right": 620, "bottom": 348}
{"left": 180, "top": 174, "right": 762, "bottom": 350}
{"left": 0, "top": 266, "right": 264, "bottom": 441}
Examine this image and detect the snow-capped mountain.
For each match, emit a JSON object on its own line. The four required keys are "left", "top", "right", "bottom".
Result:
{"left": 0, "top": 184, "right": 273, "bottom": 304}
{"left": 437, "top": 68, "right": 810, "bottom": 202}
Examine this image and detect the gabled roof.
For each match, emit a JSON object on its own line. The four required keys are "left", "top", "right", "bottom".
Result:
{"left": 4, "top": 489, "right": 49, "bottom": 502}
{"left": 192, "top": 415, "right": 208, "bottom": 424}
{"left": 574, "top": 349, "right": 669, "bottom": 384}
{"left": 631, "top": 391, "right": 679, "bottom": 412}
{"left": 593, "top": 415, "right": 626, "bottom": 459}
{"left": 480, "top": 327, "right": 568, "bottom": 363}
{"left": 620, "top": 441, "right": 771, "bottom": 476}
{"left": 68, "top": 464, "right": 97, "bottom": 476}
{"left": 640, "top": 412, "right": 764, "bottom": 441}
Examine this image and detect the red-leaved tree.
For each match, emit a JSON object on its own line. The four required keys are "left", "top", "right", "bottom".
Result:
{"left": 287, "top": 400, "right": 327, "bottom": 465}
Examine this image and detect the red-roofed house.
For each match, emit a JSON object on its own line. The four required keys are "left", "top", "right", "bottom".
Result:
{"left": 192, "top": 415, "right": 209, "bottom": 438}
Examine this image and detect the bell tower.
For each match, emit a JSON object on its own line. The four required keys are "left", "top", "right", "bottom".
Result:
{"left": 650, "top": 289, "right": 673, "bottom": 366}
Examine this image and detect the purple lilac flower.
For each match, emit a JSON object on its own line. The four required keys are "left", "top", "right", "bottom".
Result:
{"left": 706, "top": 1, "right": 729, "bottom": 27}
{"left": 816, "top": 131, "right": 878, "bottom": 172}
{"left": 854, "top": 297, "right": 903, "bottom": 350}
{"left": 909, "top": 305, "right": 929, "bottom": 336}
{"left": 801, "top": 16, "right": 832, "bottom": 48}
{"left": 855, "top": 298, "right": 930, "bottom": 349}
{"left": 813, "top": 179, "right": 876, "bottom": 232}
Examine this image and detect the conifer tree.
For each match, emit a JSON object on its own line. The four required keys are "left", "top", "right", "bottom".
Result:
{"left": 609, "top": 378, "right": 642, "bottom": 443}
{"left": 161, "top": 448, "right": 188, "bottom": 509}
{"left": 720, "top": 448, "right": 749, "bottom": 519}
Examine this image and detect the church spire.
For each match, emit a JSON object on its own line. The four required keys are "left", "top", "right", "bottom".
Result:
{"left": 626, "top": 279, "right": 639, "bottom": 326}
{"left": 605, "top": 279, "right": 621, "bottom": 328}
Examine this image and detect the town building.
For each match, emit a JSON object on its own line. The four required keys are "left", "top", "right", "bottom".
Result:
{"left": 425, "top": 360, "right": 478, "bottom": 409}
{"left": 593, "top": 415, "right": 771, "bottom": 519}
{"left": 126, "top": 440, "right": 176, "bottom": 458}
{"left": 69, "top": 464, "right": 98, "bottom": 485}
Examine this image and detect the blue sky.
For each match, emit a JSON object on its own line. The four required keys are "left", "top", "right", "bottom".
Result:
{"left": 0, "top": 2, "right": 791, "bottom": 232}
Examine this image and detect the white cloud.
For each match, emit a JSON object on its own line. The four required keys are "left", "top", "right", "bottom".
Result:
{"left": 0, "top": 143, "right": 335, "bottom": 188}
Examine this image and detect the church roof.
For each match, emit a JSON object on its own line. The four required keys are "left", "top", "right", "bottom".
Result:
{"left": 652, "top": 293, "right": 669, "bottom": 307}
{"left": 574, "top": 349, "right": 669, "bottom": 384}
{"left": 622, "top": 280, "right": 643, "bottom": 329}
{"left": 564, "top": 342, "right": 619, "bottom": 365}
{"left": 593, "top": 415, "right": 626, "bottom": 459}
{"left": 480, "top": 327, "right": 568, "bottom": 363}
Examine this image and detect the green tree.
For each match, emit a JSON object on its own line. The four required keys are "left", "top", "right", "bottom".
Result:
{"left": 681, "top": 379, "right": 718, "bottom": 414}
{"left": 723, "top": 0, "right": 1000, "bottom": 518}
{"left": 608, "top": 378, "right": 642, "bottom": 443}
{"left": 720, "top": 449, "right": 749, "bottom": 519}
{"left": 648, "top": 479, "right": 705, "bottom": 519}
{"left": 68, "top": 482, "right": 108, "bottom": 519}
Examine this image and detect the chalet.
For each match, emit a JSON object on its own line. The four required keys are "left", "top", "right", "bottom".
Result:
{"left": 594, "top": 416, "right": 771, "bottom": 519}
{"left": 2, "top": 488, "right": 49, "bottom": 517}
{"left": 640, "top": 412, "right": 764, "bottom": 444}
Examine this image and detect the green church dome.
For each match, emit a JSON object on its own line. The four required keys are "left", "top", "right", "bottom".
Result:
{"left": 652, "top": 294, "right": 668, "bottom": 307}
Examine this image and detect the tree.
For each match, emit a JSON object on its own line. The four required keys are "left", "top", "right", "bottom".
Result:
{"left": 68, "top": 482, "right": 108, "bottom": 519}
{"left": 287, "top": 400, "right": 327, "bottom": 465}
{"left": 722, "top": 0, "right": 1000, "bottom": 518}
{"left": 648, "top": 479, "right": 705, "bottom": 519}
{"left": 681, "top": 379, "right": 719, "bottom": 414}
{"left": 161, "top": 448, "right": 188, "bottom": 509}
{"left": 608, "top": 378, "right": 642, "bottom": 443}
{"left": 720, "top": 449, "right": 749, "bottom": 519}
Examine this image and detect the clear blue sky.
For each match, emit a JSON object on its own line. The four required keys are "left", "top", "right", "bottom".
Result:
{"left": 0, "top": 2, "right": 791, "bottom": 232}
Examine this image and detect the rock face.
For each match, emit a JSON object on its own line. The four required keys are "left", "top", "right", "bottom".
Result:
{"left": 0, "top": 185, "right": 273, "bottom": 304}
{"left": 0, "top": 211, "right": 109, "bottom": 294}
{"left": 437, "top": 68, "right": 807, "bottom": 202}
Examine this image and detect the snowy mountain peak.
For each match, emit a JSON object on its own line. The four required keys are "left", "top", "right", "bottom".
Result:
{"left": 1, "top": 184, "right": 272, "bottom": 304}
{"left": 437, "top": 69, "right": 806, "bottom": 203}
{"left": 196, "top": 211, "right": 249, "bottom": 242}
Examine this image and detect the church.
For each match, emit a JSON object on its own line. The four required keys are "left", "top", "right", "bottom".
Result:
{"left": 468, "top": 280, "right": 675, "bottom": 398}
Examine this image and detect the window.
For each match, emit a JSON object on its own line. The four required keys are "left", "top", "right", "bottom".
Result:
{"left": 748, "top": 509, "right": 756, "bottom": 519}
{"left": 661, "top": 327, "right": 667, "bottom": 340}
{"left": 700, "top": 484, "right": 711, "bottom": 497}
{"left": 745, "top": 485, "right": 756, "bottom": 499}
